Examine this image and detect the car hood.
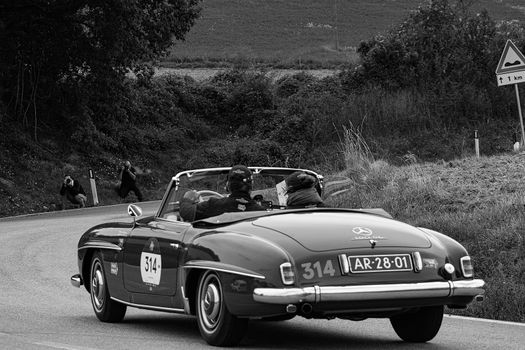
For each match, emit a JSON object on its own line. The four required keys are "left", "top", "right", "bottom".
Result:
{"left": 251, "top": 211, "right": 431, "bottom": 252}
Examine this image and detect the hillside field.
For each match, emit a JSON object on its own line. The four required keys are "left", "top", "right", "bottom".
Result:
{"left": 164, "top": 0, "right": 525, "bottom": 68}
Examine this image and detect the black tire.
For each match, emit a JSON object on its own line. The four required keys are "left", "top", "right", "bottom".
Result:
{"left": 90, "top": 252, "right": 127, "bottom": 322}
{"left": 196, "top": 271, "right": 248, "bottom": 346}
{"left": 390, "top": 305, "right": 444, "bottom": 342}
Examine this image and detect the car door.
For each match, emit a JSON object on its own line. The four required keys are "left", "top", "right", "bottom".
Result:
{"left": 123, "top": 218, "right": 191, "bottom": 296}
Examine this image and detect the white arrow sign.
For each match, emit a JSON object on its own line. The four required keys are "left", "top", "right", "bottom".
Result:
{"left": 497, "top": 71, "right": 525, "bottom": 86}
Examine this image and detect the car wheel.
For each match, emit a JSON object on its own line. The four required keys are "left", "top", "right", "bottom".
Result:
{"left": 90, "top": 252, "right": 127, "bottom": 322}
{"left": 390, "top": 305, "right": 444, "bottom": 342}
{"left": 196, "top": 271, "right": 248, "bottom": 346}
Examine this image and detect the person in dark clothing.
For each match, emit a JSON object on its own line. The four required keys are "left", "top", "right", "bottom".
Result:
{"left": 115, "top": 160, "right": 144, "bottom": 202}
{"left": 179, "top": 165, "right": 265, "bottom": 221}
{"left": 285, "top": 171, "right": 325, "bottom": 208}
{"left": 60, "top": 175, "right": 87, "bottom": 208}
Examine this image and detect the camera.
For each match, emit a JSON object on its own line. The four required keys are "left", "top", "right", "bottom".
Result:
{"left": 65, "top": 176, "right": 73, "bottom": 185}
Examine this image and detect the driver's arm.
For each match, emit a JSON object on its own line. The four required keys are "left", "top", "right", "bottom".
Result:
{"left": 180, "top": 190, "right": 220, "bottom": 221}
{"left": 179, "top": 190, "right": 200, "bottom": 221}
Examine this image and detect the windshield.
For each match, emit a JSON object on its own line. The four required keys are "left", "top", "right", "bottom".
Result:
{"left": 157, "top": 167, "right": 323, "bottom": 222}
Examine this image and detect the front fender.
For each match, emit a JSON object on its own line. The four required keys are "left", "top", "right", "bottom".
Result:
{"left": 76, "top": 223, "right": 131, "bottom": 293}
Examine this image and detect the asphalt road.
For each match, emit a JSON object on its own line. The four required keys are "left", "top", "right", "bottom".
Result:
{"left": 1, "top": 203, "right": 524, "bottom": 350}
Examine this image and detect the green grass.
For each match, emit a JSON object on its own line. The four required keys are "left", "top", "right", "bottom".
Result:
{"left": 326, "top": 129, "right": 525, "bottom": 322}
{"left": 164, "top": 0, "right": 525, "bottom": 68}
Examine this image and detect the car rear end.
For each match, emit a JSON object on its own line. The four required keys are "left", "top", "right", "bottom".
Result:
{"left": 251, "top": 211, "right": 485, "bottom": 319}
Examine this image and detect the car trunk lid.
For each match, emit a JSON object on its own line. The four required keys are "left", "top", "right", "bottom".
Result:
{"left": 252, "top": 211, "right": 431, "bottom": 252}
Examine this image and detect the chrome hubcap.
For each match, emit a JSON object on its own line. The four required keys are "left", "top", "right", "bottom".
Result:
{"left": 91, "top": 261, "right": 105, "bottom": 311}
{"left": 200, "top": 275, "right": 221, "bottom": 330}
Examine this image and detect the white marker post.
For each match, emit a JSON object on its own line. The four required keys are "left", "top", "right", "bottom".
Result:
{"left": 496, "top": 40, "right": 525, "bottom": 147}
{"left": 89, "top": 169, "right": 99, "bottom": 206}
{"left": 474, "top": 130, "right": 480, "bottom": 158}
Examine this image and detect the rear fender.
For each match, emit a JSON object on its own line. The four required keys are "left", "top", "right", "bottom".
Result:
{"left": 183, "top": 232, "right": 292, "bottom": 316}
{"left": 418, "top": 227, "right": 471, "bottom": 278}
{"left": 186, "top": 231, "right": 291, "bottom": 282}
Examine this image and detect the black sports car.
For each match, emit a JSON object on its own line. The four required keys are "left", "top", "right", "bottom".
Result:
{"left": 71, "top": 167, "right": 485, "bottom": 346}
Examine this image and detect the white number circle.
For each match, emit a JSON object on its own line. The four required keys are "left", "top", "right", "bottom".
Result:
{"left": 140, "top": 252, "right": 162, "bottom": 285}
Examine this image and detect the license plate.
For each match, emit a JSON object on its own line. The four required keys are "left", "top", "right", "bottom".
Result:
{"left": 348, "top": 254, "right": 413, "bottom": 273}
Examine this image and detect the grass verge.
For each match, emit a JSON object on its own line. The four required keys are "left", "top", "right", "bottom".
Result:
{"left": 325, "top": 128, "right": 525, "bottom": 322}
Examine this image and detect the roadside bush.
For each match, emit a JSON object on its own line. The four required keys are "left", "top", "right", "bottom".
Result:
{"left": 218, "top": 71, "right": 275, "bottom": 133}
{"left": 231, "top": 138, "right": 285, "bottom": 166}
{"left": 272, "top": 87, "right": 347, "bottom": 149}
{"left": 177, "top": 137, "right": 285, "bottom": 169}
{"left": 274, "top": 72, "right": 315, "bottom": 99}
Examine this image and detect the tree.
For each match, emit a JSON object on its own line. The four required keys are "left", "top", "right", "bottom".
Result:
{"left": 354, "top": 0, "right": 523, "bottom": 90}
{"left": 0, "top": 0, "right": 201, "bottom": 139}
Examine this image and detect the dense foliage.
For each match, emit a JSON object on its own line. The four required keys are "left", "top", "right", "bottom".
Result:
{"left": 2, "top": 0, "right": 525, "bottom": 169}
{"left": 0, "top": 0, "right": 201, "bottom": 138}
{"left": 1, "top": 0, "right": 525, "bottom": 201}
{"left": 352, "top": 0, "right": 525, "bottom": 126}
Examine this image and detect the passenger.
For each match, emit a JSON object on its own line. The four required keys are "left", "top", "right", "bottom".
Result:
{"left": 180, "top": 165, "right": 265, "bottom": 221}
{"left": 285, "top": 171, "right": 325, "bottom": 208}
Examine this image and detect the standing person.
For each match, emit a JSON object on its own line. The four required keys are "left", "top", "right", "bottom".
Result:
{"left": 179, "top": 165, "right": 265, "bottom": 221}
{"left": 60, "top": 175, "right": 88, "bottom": 208}
{"left": 285, "top": 171, "right": 325, "bottom": 208}
{"left": 115, "top": 160, "right": 144, "bottom": 202}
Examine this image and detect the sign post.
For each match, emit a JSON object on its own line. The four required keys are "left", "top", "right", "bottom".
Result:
{"left": 496, "top": 40, "right": 525, "bottom": 147}
{"left": 514, "top": 84, "right": 525, "bottom": 145}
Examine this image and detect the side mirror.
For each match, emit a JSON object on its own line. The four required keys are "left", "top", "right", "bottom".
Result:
{"left": 127, "top": 204, "right": 143, "bottom": 218}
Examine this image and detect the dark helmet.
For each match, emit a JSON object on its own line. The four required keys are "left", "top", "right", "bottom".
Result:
{"left": 227, "top": 165, "right": 253, "bottom": 193}
{"left": 285, "top": 171, "right": 316, "bottom": 194}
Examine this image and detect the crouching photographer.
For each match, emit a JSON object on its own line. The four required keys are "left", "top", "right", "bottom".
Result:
{"left": 60, "top": 175, "right": 87, "bottom": 208}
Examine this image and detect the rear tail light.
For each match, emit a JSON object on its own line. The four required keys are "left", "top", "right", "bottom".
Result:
{"left": 338, "top": 254, "right": 349, "bottom": 275}
{"left": 460, "top": 256, "right": 474, "bottom": 278}
{"left": 280, "top": 262, "right": 295, "bottom": 285}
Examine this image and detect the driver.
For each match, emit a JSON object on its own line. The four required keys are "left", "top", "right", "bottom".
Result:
{"left": 179, "top": 165, "right": 265, "bottom": 221}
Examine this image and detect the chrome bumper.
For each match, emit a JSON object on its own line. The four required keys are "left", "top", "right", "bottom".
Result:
{"left": 253, "top": 279, "right": 485, "bottom": 304}
{"left": 70, "top": 274, "right": 83, "bottom": 288}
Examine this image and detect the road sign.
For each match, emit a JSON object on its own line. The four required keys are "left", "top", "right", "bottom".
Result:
{"left": 496, "top": 40, "right": 525, "bottom": 148}
{"left": 497, "top": 71, "right": 525, "bottom": 86}
{"left": 495, "top": 40, "right": 525, "bottom": 75}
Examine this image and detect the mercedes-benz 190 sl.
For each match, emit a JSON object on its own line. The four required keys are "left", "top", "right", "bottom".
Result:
{"left": 70, "top": 166, "right": 485, "bottom": 346}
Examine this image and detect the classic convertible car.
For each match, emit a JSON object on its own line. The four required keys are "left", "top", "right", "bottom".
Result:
{"left": 71, "top": 166, "right": 485, "bottom": 346}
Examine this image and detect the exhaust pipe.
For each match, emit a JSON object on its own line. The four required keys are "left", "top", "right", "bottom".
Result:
{"left": 286, "top": 304, "right": 297, "bottom": 313}
{"left": 301, "top": 303, "right": 313, "bottom": 314}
